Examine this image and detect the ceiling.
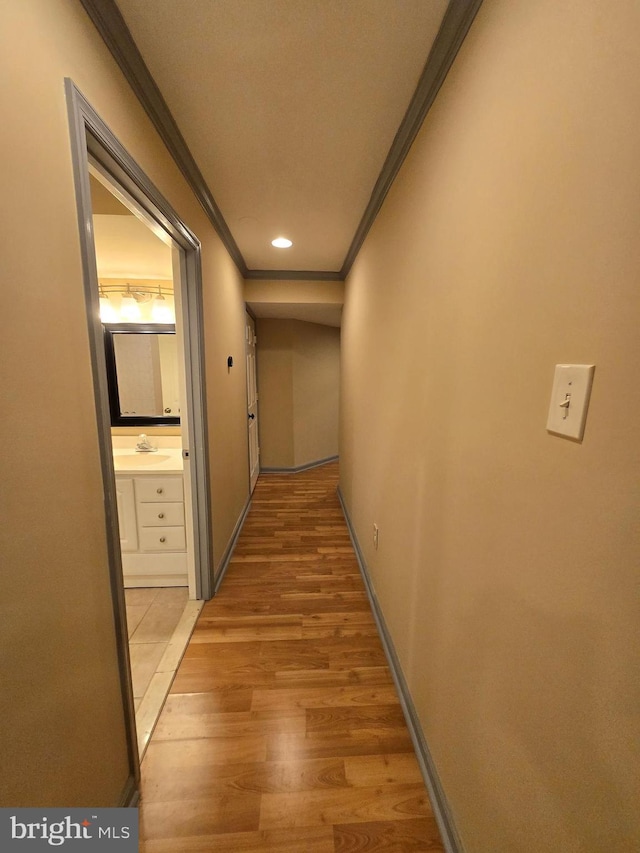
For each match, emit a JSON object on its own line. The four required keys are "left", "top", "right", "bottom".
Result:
{"left": 80, "top": 1, "right": 481, "bottom": 278}
{"left": 113, "top": 0, "right": 448, "bottom": 273}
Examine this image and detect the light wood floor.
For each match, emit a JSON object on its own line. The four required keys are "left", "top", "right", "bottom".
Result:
{"left": 139, "top": 462, "right": 444, "bottom": 852}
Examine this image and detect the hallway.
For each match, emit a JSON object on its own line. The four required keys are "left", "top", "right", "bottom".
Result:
{"left": 138, "top": 462, "right": 444, "bottom": 851}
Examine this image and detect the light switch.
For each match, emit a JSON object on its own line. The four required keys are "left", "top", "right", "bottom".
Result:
{"left": 546, "top": 364, "right": 595, "bottom": 441}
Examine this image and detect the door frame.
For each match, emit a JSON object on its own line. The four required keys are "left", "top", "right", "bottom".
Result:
{"left": 65, "top": 80, "right": 213, "bottom": 798}
{"left": 245, "top": 310, "right": 260, "bottom": 493}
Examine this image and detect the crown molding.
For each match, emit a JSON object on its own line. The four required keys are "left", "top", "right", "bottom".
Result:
{"left": 80, "top": 0, "right": 482, "bottom": 283}
{"left": 244, "top": 269, "right": 344, "bottom": 282}
{"left": 79, "top": 0, "right": 248, "bottom": 277}
{"left": 340, "top": 0, "right": 484, "bottom": 279}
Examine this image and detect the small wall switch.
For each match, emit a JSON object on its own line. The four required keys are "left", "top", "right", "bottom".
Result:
{"left": 373, "top": 524, "right": 379, "bottom": 550}
{"left": 546, "top": 364, "right": 595, "bottom": 441}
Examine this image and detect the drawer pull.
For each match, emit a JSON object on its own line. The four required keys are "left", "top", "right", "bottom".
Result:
{"left": 157, "top": 488, "right": 163, "bottom": 494}
{"left": 159, "top": 537, "right": 166, "bottom": 543}
{"left": 158, "top": 512, "right": 164, "bottom": 519}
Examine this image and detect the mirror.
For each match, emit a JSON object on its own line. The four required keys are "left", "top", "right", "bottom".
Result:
{"left": 103, "top": 323, "right": 180, "bottom": 426}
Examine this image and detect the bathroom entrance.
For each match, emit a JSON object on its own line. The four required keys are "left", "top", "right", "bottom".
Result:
{"left": 88, "top": 168, "right": 204, "bottom": 756}
{"left": 67, "top": 81, "right": 212, "bottom": 777}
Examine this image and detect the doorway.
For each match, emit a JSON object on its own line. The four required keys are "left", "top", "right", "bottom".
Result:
{"left": 246, "top": 311, "right": 260, "bottom": 492}
{"left": 66, "top": 80, "right": 212, "bottom": 786}
{"left": 88, "top": 165, "right": 204, "bottom": 756}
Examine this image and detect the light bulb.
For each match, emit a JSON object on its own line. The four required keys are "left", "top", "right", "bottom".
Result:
{"left": 99, "top": 295, "right": 117, "bottom": 322}
{"left": 151, "top": 294, "right": 174, "bottom": 323}
{"left": 120, "top": 294, "right": 141, "bottom": 321}
{"left": 271, "top": 237, "right": 293, "bottom": 248}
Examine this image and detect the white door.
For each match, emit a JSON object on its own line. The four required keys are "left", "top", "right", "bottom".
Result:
{"left": 246, "top": 312, "right": 260, "bottom": 492}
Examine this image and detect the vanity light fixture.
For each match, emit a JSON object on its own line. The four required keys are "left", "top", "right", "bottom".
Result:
{"left": 99, "top": 287, "right": 117, "bottom": 322}
{"left": 98, "top": 282, "right": 174, "bottom": 322}
{"left": 120, "top": 285, "right": 142, "bottom": 322}
{"left": 151, "top": 285, "right": 174, "bottom": 323}
{"left": 271, "top": 237, "right": 293, "bottom": 248}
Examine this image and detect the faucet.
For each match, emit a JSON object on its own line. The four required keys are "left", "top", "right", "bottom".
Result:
{"left": 135, "top": 433, "right": 157, "bottom": 453}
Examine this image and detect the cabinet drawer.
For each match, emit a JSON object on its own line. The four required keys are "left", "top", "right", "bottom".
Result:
{"left": 139, "top": 526, "right": 186, "bottom": 552}
{"left": 135, "top": 477, "right": 183, "bottom": 503}
{"left": 138, "top": 502, "right": 185, "bottom": 527}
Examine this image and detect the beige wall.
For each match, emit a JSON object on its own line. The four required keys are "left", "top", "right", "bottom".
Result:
{"left": 245, "top": 279, "right": 344, "bottom": 305}
{"left": 111, "top": 427, "right": 181, "bottom": 437}
{"left": 256, "top": 319, "right": 340, "bottom": 468}
{"left": 0, "top": 0, "right": 248, "bottom": 806}
{"left": 245, "top": 279, "right": 344, "bottom": 327}
{"left": 255, "top": 320, "right": 295, "bottom": 468}
{"left": 292, "top": 322, "right": 341, "bottom": 468}
{"left": 340, "top": 1, "right": 640, "bottom": 851}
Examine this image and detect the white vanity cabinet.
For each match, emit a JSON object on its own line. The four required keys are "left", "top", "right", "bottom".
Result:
{"left": 115, "top": 472, "right": 188, "bottom": 587}
{"left": 115, "top": 478, "right": 138, "bottom": 552}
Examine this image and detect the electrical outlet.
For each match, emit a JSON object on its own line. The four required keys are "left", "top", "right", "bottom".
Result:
{"left": 373, "top": 524, "right": 379, "bottom": 550}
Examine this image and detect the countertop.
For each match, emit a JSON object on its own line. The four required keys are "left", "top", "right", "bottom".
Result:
{"left": 113, "top": 447, "right": 183, "bottom": 474}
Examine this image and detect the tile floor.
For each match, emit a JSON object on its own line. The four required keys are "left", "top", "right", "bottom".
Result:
{"left": 125, "top": 587, "right": 203, "bottom": 757}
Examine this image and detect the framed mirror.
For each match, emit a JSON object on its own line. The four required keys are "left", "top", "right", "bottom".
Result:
{"left": 103, "top": 323, "right": 180, "bottom": 426}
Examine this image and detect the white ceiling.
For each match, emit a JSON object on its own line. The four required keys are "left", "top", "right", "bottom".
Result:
{"left": 114, "top": 0, "right": 449, "bottom": 272}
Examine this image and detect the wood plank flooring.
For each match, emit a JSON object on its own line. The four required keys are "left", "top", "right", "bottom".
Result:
{"left": 139, "top": 462, "right": 444, "bottom": 852}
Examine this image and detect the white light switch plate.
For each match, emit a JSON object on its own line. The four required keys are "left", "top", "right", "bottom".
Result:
{"left": 546, "top": 364, "right": 595, "bottom": 441}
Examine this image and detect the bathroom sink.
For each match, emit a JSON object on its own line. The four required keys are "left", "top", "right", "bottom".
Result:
{"left": 113, "top": 453, "right": 172, "bottom": 468}
{"left": 131, "top": 453, "right": 171, "bottom": 464}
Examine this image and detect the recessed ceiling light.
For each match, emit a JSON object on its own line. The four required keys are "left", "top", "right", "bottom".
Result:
{"left": 271, "top": 237, "right": 293, "bottom": 248}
